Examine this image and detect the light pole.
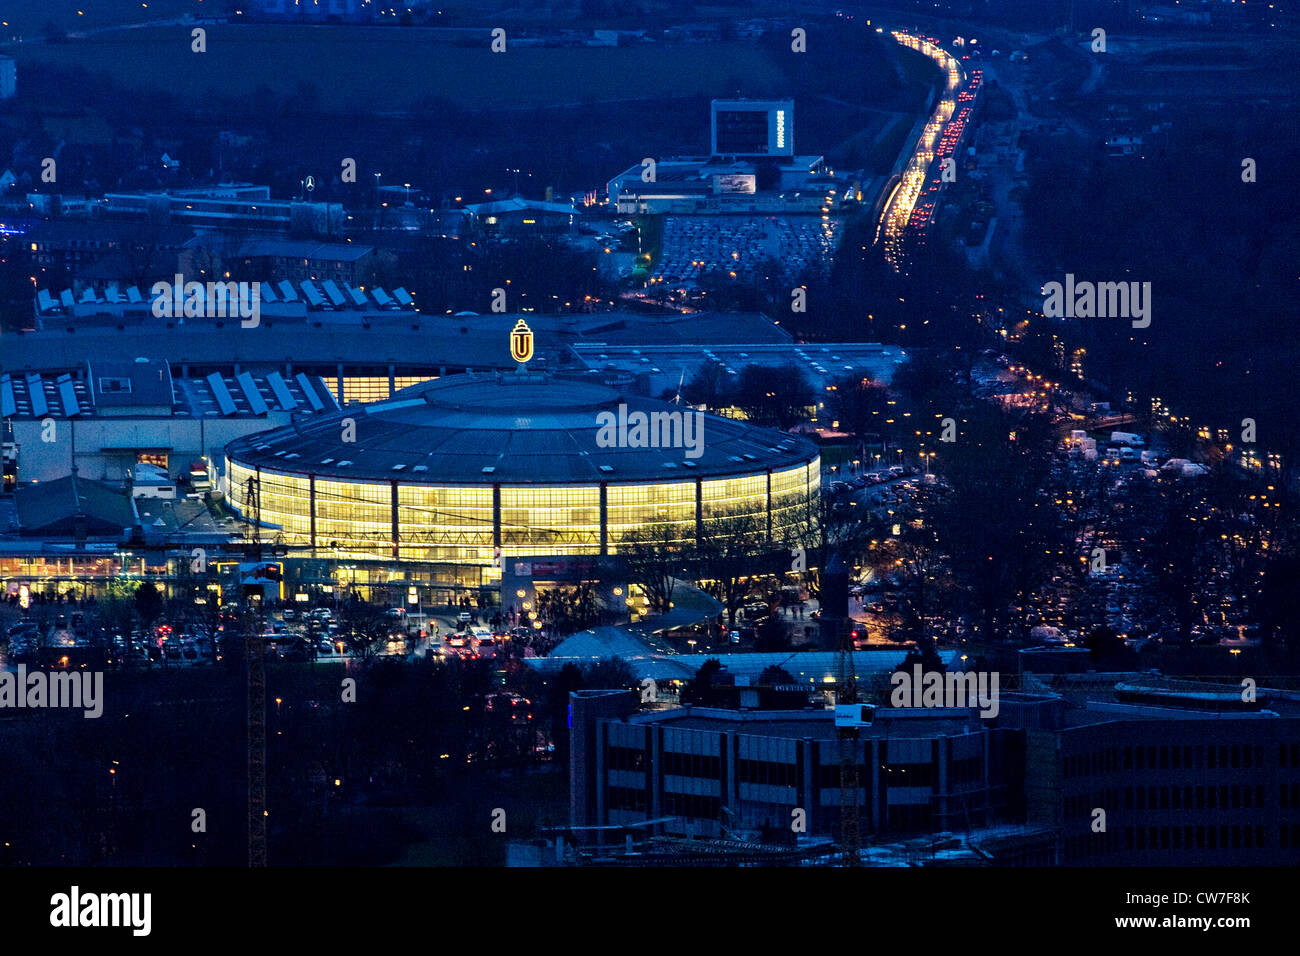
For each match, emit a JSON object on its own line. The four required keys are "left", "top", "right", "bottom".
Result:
{"left": 330, "top": 542, "right": 340, "bottom": 613}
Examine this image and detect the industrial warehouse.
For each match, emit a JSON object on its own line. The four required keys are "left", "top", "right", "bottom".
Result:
{"left": 223, "top": 371, "right": 821, "bottom": 597}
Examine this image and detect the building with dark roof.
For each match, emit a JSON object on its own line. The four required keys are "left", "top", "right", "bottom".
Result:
{"left": 571, "top": 341, "right": 908, "bottom": 399}
{"left": 5, "top": 309, "right": 792, "bottom": 407}
{"left": 568, "top": 691, "right": 1053, "bottom": 843}
{"left": 230, "top": 238, "right": 375, "bottom": 285}
{"left": 14, "top": 473, "right": 135, "bottom": 538}
{"left": 223, "top": 371, "right": 821, "bottom": 576}
{"left": 457, "top": 197, "right": 580, "bottom": 237}
{"left": 1, "top": 359, "right": 337, "bottom": 484}
{"left": 569, "top": 675, "right": 1300, "bottom": 864}
{"left": 26, "top": 220, "right": 195, "bottom": 288}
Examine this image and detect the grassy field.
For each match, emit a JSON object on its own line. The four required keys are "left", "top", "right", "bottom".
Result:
{"left": 9, "top": 24, "right": 788, "bottom": 111}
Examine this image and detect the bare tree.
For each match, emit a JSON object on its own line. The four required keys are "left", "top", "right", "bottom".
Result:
{"left": 614, "top": 522, "right": 690, "bottom": 615}
{"left": 696, "top": 508, "right": 777, "bottom": 627}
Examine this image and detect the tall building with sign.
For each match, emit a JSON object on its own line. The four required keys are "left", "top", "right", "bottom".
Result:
{"left": 710, "top": 99, "right": 794, "bottom": 158}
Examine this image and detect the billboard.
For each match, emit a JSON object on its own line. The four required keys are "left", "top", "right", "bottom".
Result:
{"left": 712, "top": 173, "right": 757, "bottom": 194}
{"left": 710, "top": 99, "right": 794, "bottom": 157}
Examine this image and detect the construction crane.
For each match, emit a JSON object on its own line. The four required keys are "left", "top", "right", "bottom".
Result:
{"left": 817, "top": 549, "right": 862, "bottom": 867}
{"left": 835, "top": 616, "right": 862, "bottom": 867}
{"left": 243, "top": 474, "right": 268, "bottom": 867}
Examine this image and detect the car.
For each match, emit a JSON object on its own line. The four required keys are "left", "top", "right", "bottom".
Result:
{"left": 317, "top": 638, "right": 335, "bottom": 655}
{"left": 283, "top": 608, "right": 298, "bottom": 621}
{"left": 471, "top": 627, "right": 495, "bottom": 655}
{"left": 457, "top": 611, "right": 473, "bottom": 624}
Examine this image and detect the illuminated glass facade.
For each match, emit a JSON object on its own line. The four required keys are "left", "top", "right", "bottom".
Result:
{"left": 398, "top": 484, "right": 495, "bottom": 565}
{"left": 323, "top": 375, "right": 438, "bottom": 405}
{"left": 607, "top": 480, "right": 697, "bottom": 548}
{"left": 224, "top": 457, "right": 820, "bottom": 568}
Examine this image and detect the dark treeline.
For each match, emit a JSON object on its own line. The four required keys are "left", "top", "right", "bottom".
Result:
{"left": 1021, "top": 103, "right": 1300, "bottom": 467}
{"left": 0, "top": 650, "right": 641, "bottom": 865}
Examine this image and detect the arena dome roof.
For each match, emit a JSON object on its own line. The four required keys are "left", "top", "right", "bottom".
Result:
{"left": 225, "top": 372, "right": 818, "bottom": 484}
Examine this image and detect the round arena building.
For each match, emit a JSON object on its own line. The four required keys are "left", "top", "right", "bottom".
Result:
{"left": 224, "top": 372, "right": 820, "bottom": 584}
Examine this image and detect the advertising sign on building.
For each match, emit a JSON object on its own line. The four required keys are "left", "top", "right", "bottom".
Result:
{"left": 712, "top": 173, "right": 757, "bottom": 195}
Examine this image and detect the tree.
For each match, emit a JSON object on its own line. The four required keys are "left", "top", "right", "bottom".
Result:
{"left": 680, "top": 359, "right": 730, "bottom": 410}
{"left": 1083, "top": 625, "right": 1128, "bottom": 665}
{"left": 133, "top": 582, "right": 164, "bottom": 635}
{"left": 1121, "top": 475, "right": 1222, "bottom": 644}
{"left": 96, "top": 578, "right": 139, "bottom": 645}
{"left": 890, "top": 349, "right": 970, "bottom": 425}
{"left": 827, "top": 373, "right": 892, "bottom": 450}
{"left": 695, "top": 508, "right": 773, "bottom": 627}
{"left": 868, "top": 483, "right": 951, "bottom": 644}
{"left": 680, "top": 658, "right": 726, "bottom": 706}
{"left": 580, "top": 657, "right": 638, "bottom": 691}
{"left": 731, "top": 364, "right": 813, "bottom": 430}
{"left": 615, "top": 522, "right": 692, "bottom": 614}
{"left": 758, "top": 664, "right": 795, "bottom": 685}
{"left": 927, "top": 403, "right": 1058, "bottom": 642}
{"left": 337, "top": 602, "right": 392, "bottom": 661}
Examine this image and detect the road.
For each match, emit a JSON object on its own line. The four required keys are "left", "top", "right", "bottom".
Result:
{"left": 874, "top": 30, "right": 967, "bottom": 271}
